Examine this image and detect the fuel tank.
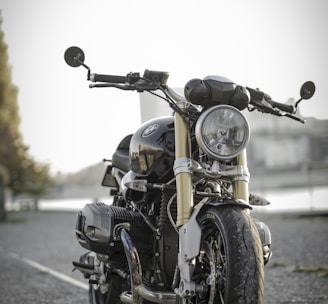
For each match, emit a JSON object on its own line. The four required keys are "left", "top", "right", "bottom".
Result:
{"left": 129, "top": 116, "right": 175, "bottom": 182}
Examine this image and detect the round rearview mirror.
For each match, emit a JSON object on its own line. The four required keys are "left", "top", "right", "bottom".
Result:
{"left": 64, "top": 46, "right": 85, "bottom": 67}
{"left": 300, "top": 81, "right": 315, "bottom": 100}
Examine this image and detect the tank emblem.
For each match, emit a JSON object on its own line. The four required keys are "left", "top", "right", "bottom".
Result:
{"left": 142, "top": 123, "right": 159, "bottom": 137}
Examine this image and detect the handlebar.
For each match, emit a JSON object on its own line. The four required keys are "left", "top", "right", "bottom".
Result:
{"left": 88, "top": 74, "right": 305, "bottom": 123}
{"left": 247, "top": 87, "right": 305, "bottom": 123}
{"left": 247, "top": 87, "right": 294, "bottom": 114}
{"left": 88, "top": 70, "right": 169, "bottom": 92}
{"left": 269, "top": 101, "right": 294, "bottom": 114}
{"left": 90, "top": 73, "right": 127, "bottom": 83}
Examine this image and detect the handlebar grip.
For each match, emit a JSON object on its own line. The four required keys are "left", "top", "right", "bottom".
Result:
{"left": 90, "top": 73, "right": 127, "bottom": 83}
{"left": 270, "top": 101, "right": 294, "bottom": 114}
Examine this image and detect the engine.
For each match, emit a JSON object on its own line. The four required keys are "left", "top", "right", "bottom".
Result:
{"left": 75, "top": 202, "right": 153, "bottom": 256}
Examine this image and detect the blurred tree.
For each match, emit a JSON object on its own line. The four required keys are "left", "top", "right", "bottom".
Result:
{"left": 0, "top": 13, "right": 51, "bottom": 218}
{"left": 0, "top": 163, "right": 9, "bottom": 219}
{"left": 11, "top": 158, "right": 51, "bottom": 210}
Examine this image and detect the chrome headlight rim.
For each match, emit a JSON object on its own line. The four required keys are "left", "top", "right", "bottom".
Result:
{"left": 195, "top": 105, "right": 250, "bottom": 160}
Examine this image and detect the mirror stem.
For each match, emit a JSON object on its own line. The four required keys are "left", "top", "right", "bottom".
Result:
{"left": 86, "top": 65, "right": 91, "bottom": 80}
{"left": 73, "top": 56, "right": 91, "bottom": 79}
{"left": 294, "top": 98, "right": 303, "bottom": 111}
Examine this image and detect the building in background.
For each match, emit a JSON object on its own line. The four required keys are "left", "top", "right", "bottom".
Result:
{"left": 244, "top": 110, "right": 328, "bottom": 191}
{"left": 139, "top": 90, "right": 183, "bottom": 123}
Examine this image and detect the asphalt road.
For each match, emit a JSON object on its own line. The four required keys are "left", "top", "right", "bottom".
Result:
{"left": 0, "top": 210, "right": 327, "bottom": 303}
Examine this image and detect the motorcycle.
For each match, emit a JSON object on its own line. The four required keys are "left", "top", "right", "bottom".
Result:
{"left": 64, "top": 46, "right": 315, "bottom": 304}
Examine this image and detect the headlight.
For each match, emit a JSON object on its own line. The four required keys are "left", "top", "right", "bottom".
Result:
{"left": 195, "top": 105, "right": 250, "bottom": 160}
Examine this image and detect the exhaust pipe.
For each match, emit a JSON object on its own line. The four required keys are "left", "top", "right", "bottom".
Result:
{"left": 120, "top": 228, "right": 176, "bottom": 304}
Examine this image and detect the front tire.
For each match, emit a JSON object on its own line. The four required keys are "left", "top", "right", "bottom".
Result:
{"left": 194, "top": 205, "right": 264, "bottom": 304}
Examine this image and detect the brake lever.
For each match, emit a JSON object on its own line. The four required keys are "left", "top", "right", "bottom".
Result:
{"left": 284, "top": 113, "right": 306, "bottom": 123}
{"left": 250, "top": 99, "right": 306, "bottom": 123}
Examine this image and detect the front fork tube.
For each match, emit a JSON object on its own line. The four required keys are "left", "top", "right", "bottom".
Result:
{"left": 232, "top": 149, "right": 250, "bottom": 205}
{"left": 174, "top": 107, "right": 202, "bottom": 298}
{"left": 174, "top": 107, "right": 193, "bottom": 227}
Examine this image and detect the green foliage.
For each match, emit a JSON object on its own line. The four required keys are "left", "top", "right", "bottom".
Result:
{"left": 0, "top": 12, "right": 51, "bottom": 204}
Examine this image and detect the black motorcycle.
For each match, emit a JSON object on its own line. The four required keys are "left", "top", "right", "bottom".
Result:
{"left": 64, "top": 46, "right": 315, "bottom": 304}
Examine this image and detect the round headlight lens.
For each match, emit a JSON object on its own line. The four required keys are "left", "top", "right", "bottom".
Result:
{"left": 195, "top": 105, "right": 250, "bottom": 160}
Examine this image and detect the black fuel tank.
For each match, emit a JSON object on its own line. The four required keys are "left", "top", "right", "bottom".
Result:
{"left": 129, "top": 116, "right": 175, "bottom": 182}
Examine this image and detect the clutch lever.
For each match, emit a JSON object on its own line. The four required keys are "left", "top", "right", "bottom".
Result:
{"left": 89, "top": 80, "right": 161, "bottom": 92}
{"left": 89, "top": 83, "right": 136, "bottom": 90}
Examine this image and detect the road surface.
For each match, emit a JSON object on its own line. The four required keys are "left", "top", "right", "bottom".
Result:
{"left": 0, "top": 210, "right": 327, "bottom": 303}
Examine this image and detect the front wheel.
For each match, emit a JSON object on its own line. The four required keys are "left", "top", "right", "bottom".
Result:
{"left": 192, "top": 205, "right": 264, "bottom": 304}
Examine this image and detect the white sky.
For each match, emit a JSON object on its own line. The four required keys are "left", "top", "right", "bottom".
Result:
{"left": 0, "top": 0, "right": 327, "bottom": 174}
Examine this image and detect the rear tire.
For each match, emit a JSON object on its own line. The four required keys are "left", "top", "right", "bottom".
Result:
{"left": 193, "top": 205, "right": 264, "bottom": 304}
